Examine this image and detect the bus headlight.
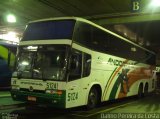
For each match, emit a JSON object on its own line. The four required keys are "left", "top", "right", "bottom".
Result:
{"left": 45, "top": 90, "right": 62, "bottom": 95}
{"left": 11, "top": 80, "right": 17, "bottom": 85}
{"left": 12, "top": 85, "right": 20, "bottom": 90}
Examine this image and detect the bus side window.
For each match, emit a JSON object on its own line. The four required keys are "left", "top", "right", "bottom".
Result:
{"left": 69, "top": 50, "right": 82, "bottom": 80}
{"left": 83, "top": 54, "right": 91, "bottom": 77}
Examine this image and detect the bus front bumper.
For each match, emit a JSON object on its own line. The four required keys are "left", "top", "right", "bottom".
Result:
{"left": 11, "top": 90, "right": 66, "bottom": 108}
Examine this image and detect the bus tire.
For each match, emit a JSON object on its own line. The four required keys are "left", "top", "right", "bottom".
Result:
{"left": 138, "top": 83, "right": 143, "bottom": 98}
{"left": 86, "top": 87, "right": 98, "bottom": 109}
{"left": 144, "top": 83, "right": 148, "bottom": 97}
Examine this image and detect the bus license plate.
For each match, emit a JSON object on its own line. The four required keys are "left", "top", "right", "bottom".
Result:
{"left": 28, "top": 96, "right": 36, "bottom": 101}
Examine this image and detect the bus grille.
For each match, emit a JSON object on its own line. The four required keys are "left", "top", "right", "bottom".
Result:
{"left": 20, "top": 88, "right": 45, "bottom": 93}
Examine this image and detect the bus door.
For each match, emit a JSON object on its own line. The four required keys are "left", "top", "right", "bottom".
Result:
{"left": 66, "top": 49, "right": 91, "bottom": 108}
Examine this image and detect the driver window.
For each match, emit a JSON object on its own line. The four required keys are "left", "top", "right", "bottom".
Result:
{"left": 69, "top": 50, "right": 82, "bottom": 80}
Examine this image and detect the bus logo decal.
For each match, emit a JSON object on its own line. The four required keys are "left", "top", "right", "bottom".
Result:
{"left": 29, "top": 86, "right": 34, "bottom": 92}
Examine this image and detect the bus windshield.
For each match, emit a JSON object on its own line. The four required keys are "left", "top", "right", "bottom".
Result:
{"left": 22, "top": 20, "right": 75, "bottom": 40}
{"left": 16, "top": 45, "right": 68, "bottom": 81}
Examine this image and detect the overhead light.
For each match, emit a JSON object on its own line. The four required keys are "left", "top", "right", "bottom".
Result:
{"left": 150, "top": 0, "right": 160, "bottom": 7}
{"left": 0, "top": 31, "right": 19, "bottom": 43}
{"left": 6, "top": 14, "right": 16, "bottom": 23}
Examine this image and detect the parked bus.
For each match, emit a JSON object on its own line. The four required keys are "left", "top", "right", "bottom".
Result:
{"left": 0, "top": 39, "right": 17, "bottom": 89}
{"left": 11, "top": 17, "right": 156, "bottom": 109}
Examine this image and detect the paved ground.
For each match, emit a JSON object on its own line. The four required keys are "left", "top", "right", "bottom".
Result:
{"left": 0, "top": 91, "right": 160, "bottom": 119}
{"left": 0, "top": 91, "right": 23, "bottom": 109}
{"left": 0, "top": 91, "right": 10, "bottom": 97}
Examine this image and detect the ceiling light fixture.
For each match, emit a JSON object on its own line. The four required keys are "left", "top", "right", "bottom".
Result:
{"left": 6, "top": 14, "right": 16, "bottom": 23}
{"left": 150, "top": 0, "right": 160, "bottom": 7}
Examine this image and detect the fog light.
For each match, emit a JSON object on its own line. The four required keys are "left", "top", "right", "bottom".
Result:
{"left": 12, "top": 86, "right": 20, "bottom": 90}
{"left": 13, "top": 94, "right": 17, "bottom": 98}
{"left": 52, "top": 100, "right": 57, "bottom": 103}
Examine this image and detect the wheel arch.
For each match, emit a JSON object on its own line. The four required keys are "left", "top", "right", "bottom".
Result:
{"left": 85, "top": 82, "right": 102, "bottom": 105}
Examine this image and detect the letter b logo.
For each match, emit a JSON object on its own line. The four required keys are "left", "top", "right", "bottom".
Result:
{"left": 131, "top": 0, "right": 141, "bottom": 12}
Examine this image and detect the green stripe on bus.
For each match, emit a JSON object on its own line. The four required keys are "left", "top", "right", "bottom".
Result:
{"left": 109, "top": 69, "right": 130, "bottom": 100}
{"left": 102, "top": 67, "right": 117, "bottom": 100}
{"left": 109, "top": 76, "right": 121, "bottom": 100}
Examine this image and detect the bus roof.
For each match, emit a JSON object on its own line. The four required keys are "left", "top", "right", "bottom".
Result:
{"left": 29, "top": 17, "right": 155, "bottom": 55}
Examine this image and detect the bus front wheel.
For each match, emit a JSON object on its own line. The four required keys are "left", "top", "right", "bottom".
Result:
{"left": 86, "top": 87, "right": 98, "bottom": 109}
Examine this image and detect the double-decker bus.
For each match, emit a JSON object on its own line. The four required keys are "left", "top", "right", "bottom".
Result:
{"left": 0, "top": 39, "right": 17, "bottom": 89}
{"left": 11, "top": 17, "right": 156, "bottom": 109}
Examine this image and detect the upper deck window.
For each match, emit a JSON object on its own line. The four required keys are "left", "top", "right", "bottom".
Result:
{"left": 22, "top": 20, "right": 75, "bottom": 41}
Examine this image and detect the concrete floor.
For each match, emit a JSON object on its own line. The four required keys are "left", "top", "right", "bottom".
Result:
{"left": 0, "top": 90, "right": 160, "bottom": 119}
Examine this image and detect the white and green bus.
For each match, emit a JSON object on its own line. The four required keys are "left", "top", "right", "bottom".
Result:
{"left": 11, "top": 17, "right": 156, "bottom": 109}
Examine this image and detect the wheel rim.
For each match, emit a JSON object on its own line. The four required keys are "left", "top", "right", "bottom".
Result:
{"left": 88, "top": 89, "right": 97, "bottom": 108}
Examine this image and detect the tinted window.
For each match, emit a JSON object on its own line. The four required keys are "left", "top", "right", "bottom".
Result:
{"left": 106, "top": 35, "right": 132, "bottom": 59}
{"left": 92, "top": 26, "right": 109, "bottom": 52}
{"left": 22, "top": 20, "right": 75, "bottom": 40}
{"left": 73, "top": 21, "right": 155, "bottom": 65}
{"left": 145, "top": 52, "right": 156, "bottom": 65}
{"left": 74, "top": 22, "right": 92, "bottom": 48}
{"left": 74, "top": 21, "right": 133, "bottom": 58}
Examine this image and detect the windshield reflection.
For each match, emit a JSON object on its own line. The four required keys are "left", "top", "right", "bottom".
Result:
{"left": 16, "top": 45, "right": 68, "bottom": 81}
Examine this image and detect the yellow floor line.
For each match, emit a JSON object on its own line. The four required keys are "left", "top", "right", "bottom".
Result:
{"left": 0, "top": 94, "right": 11, "bottom": 97}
